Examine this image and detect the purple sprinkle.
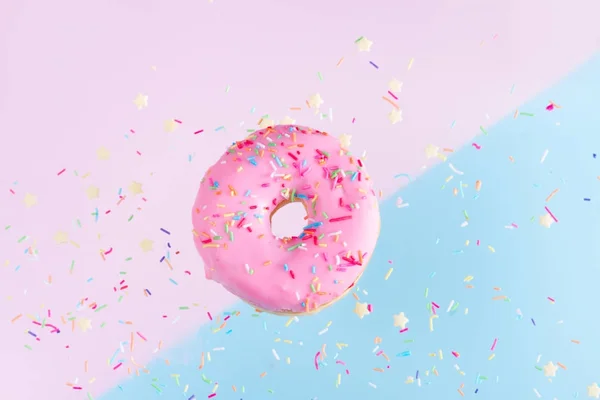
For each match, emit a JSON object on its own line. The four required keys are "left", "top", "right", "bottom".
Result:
{"left": 28, "top": 331, "right": 37, "bottom": 337}
{"left": 415, "top": 370, "right": 419, "bottom": 379}
{"left": 188, "top": 396, "right": 196, "bottom": 400}
{"left": 531, "top": 318, "right": 536, "bottom": 326}
{"left": 584, "top": 198, "right": 591, "bottom": 201}
{"left": 160, "top": 228, "right": 171, "bottom": 235}
{"left": 369, "top": 61, "right": 379, "bottom": 69}
{"left": 160, "top": 256, "right": 165, "bottom": 263}
{"left": 475, "top": 389, "right": 479, "bottom": 393}
{"left": 145, "top": 289, "right": 152, "bottom": 295}
{"left": 167, "top": 242, "right": 172, "bottom": 248}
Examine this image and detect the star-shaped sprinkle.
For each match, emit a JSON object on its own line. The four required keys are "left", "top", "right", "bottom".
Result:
{"left": 543, "top": 361, "right": 558, "bottom": 377}
{"left": 164, "top": 119, "right": 177, "bottom": 133}
{"left": 388, "top": 108, "right": 403, "bottom": 124}
{"left": 78, "top": 318, "right": 92, "bottom": 332}
{"left": 53, "top": 231, "right": 69, "bottom": 244}
{"left": 388, "top": 78, "right": 403, "bottom": 93}
{"left": 425, "top": 144, "right": 440, "bottom": 159}
{"left": 539, "top": 214, "right": 554, "bottom": 228}
{"left": 338, "top": 134, "right": 352, "bottom": 148}
{"left": 85, "top": 185, "right": 100, "bottom": 200}
{"left": 353, "top": 302, "right": 370, "bottom": 319}
{"left": 96, "top": 146, "right": 111, "bottom": 160}
{"left": 259, "top": 118, "right": 275, "bottom": 129}
{"left": 356, "top": 37, "right": 373, "bottom": 52}
{"left": 308, "top": 93, "right": 324, "bottom": 110}
{"left": 23, "top": 193, "right": 38, "bottom": 208}
{"left": 588, "top": 383, "right": 600, "bottom": 398}
{"left": 128, "top": 181, "right": 144, "bottom": 196}
{"left": 280, "top": 116, "right": 296, "bottom": 125}
{"left": 140, "top": 239, "right": 154, "bottom": 252}
{"left": 133, "top": 93, "right": 148, "bottom": 110}
{"left": 393, "top": 312, "right": 409, "bottom": 329}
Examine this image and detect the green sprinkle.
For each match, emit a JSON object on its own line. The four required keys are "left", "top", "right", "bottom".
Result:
{"left": 5, "top": 225, "right": 11, "bottom": 230}
{"left": 151, "top": 383, "right": 162, "bottom": 392}
{"left": 287, "top": 244, "right": 301, "bottom": 251}
{"left": 229, "top": 231, "right": 234, "bottom": 242}
{"left": 354, "top": 36, "right": 364, "bottom": 43}
{"left": 535, "top": 365, "right": 543, "bottom": 371}
{"left": 125, "top": 257, "right": 132, "bottom": 261}
{"left": 128, "top": 215, "right": 134, "bottom": 222}
{"left": 519, "top": 112, "right": 534, "bottom": 117}
{"left": 117, "top": 296, "right": 124, "bottom": 303}
{"left": 24, "top": 344, "right": 32, "bottom": 350}
{"left": 403, "top": 339, "right": 414, "bottom": 343}
{"left": 201, "top": 374, "right": 212, "bottom": 384}
{"left": 463, "top": 210, "right": 469, "bottom": 220}
{"left": 424, "top": 288, "right": 429, "bottom": 298}
{"left": 310, "top": 284, "right": 316, "bottom": 293}
{"left": 322, "top": 211, "right": 329, "bottom": 219}
{"left": 179, "top": 306, "right": 190, "bottom": 310}
{"left": 87, "top": 392, "right": 94, "bottom": 400}
{"left": 17, "top": 236, "right": 27, "bottom": 243}
{"left": 95, "top": 304, "right": 108, "bottom": 313}
{"left": 317, "top": 72, "right": 323, "bottom": 81}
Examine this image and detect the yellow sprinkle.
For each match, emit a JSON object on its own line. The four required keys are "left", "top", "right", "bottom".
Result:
{"left": 488, "top": 245, "right": 495, "bottom": 253}
{"left": 384, "top": 268, "right": 393, "bottom": 280}
{"left": 488, "top": 353, "right": 495, "bottom": 360}
{"left": 223, "top": 213, "right": 235, "bottom": 217}
{"left": 439, "top": 349, "right": 443, "bottom": 360}
{"left": 286, "top": 357, "right": 291, "bottom": 364}
{"left": 207, "top": 352, "right": 211, "bottom": 362}
{"left": 337, "top": 373, "right": 341, "bottom": 386}
{"left": 463, "top": 276, "right": 474, "bottom": 282}
{"left": 285, "top": 318, "right": 294, "bottom": 327}
{"left": 283, "top": 339, "right": 293, "bottom": 344}
{"left": 445, "top": 175, "right": 454, "bottom": 183}
{"left": 429, "top": 315, "right": 438, "bottom": 332}
{"left": 407, "top": 57, "right": 414, "bottom": 70}
{"left": 465, "top": 240, "right": 470, "bottom": 246}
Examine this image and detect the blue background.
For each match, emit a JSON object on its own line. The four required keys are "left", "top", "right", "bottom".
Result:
{"left": 102, "top": 55, "right": 600, "bottom": 400}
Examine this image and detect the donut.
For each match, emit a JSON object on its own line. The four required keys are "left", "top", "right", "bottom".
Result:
{"left": 191, "top": 125, "right": 380, "bottom": 315}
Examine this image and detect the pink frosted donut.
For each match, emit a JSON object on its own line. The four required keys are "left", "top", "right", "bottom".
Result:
{"left": 192, "top": 125, "right": 380, "bottom": 314}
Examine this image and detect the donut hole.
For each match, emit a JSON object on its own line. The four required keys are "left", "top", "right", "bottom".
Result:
{"left": 270, "top": 200, "right": 308, "bottom": 239}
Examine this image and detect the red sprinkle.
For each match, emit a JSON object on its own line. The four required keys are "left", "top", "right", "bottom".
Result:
{"left": 329, "top": 216, "right": 352, "bottom": 223}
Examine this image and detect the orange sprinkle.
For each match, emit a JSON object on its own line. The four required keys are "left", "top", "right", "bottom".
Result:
{"left": 289, "top": 107, "right": 301, "bottom": 111}
{"left": 492, "top": 295, "right": 507, "bottom": 301}
{"left": 336, "top": 57, "right": 345, "bottom": 67}
{"left": 260, "top": 372, "right": 267, "bottom": 378}
{"left": 373, "top": 367, "right": 384, "bottom": 372}
{"left": 130, "top": 332, "right": 134, "bottom": 352}
{"left": 352, "top": 293, "right": 360, "bottom": 301}
{"left": 545, "top": 188, "right": 559, "bottom": 203}
{"left": 165, "top": 359, "right": 170, "bottom": 366}
{"left": 458, "top": 389, "right": 465, "bottom": 396}
{"left": 199, "top": 352, "right": 205, "bottom": 369}
{"left": 571, "top": 339, "right": 580, "bottom": 344}
{"left": 382, "top": 96, "right": 399, "bottom": 109}
{"left": 84, "top": 360, "right": 88, "bottom": 372}
{"left": 263, "top": 260, "right": 272, "bottom": 266}
{"left": 11, "top": 314, "right": 22, "bottom": 323}
{"left": 557, "top": 362, "right": 567, "bottom": 370}
{"left": 232, "top": 385, "right": 237, "bottom": 392}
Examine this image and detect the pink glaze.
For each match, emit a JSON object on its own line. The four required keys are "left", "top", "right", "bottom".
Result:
{"left": 191, "top": 125, "right": 380, "bottom": 313}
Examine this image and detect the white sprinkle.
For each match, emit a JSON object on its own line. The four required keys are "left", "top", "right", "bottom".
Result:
{"left": 368, "top": 382, "right": 377, "bottom": 389}
{"left": 318, "top": 328, "right": 328, "bottom": 335}
{"left": 536, "top": 354, "right": 542, "bottom": 363}
{"left": 540, "top": 149, "right": 549, "bottom": 163}
{"left": 448, "top": 163, "right": 464, "bottom": 175}
{"left": 213, "top": 347, "right": 225, "bottom": 351}
{"left": 272, "top": 349, "right": 280, "bottom": 360}
{"left": 533, "top": 388, "right": 541, "bottom": 398}
{"left": 372, "top": 346, "right": 379, "bottom": 353}
{"left": 446, "top": 300, "right": 455, "bottom": 312}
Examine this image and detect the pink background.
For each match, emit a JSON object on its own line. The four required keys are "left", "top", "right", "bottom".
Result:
{"left": 1, "top": 0, "right": 599, "bottom": 398}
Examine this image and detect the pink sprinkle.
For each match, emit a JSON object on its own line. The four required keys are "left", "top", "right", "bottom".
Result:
{"left": 314, "top": 352, "right": 321, "bottom": 370}
{"left": 544, "top": 206, "right": 559, "bottom": 222}
{"left": 376, "top": 350, "right": 383, "bottom": 356}
{"left": 472, "top": 143, "right": 482, "bottom": 150}
{"left": 400, "top": 328, "right": 408, "bottom": 333}
{"left": 207, "top": 312, "right": 213, "bottom": 320}
{"left": 9, "top": 189, "right": 15, "bottom": 195}
{"left": 548, "top": 297, "right": 555, "bottom": 302}
{"left": 113, "top": 362, "right": 123, "bottom": 370}
{"left": 367, "top": 304, "right": 373, "bottom": 312}
{"left": 208, "top": 394, "right": 216, "bottom": 398}
{"left": 432, "top": 302, "right": 440, "bottom": 309}
{"left": 335, "top": 360, "right": 346, "bottom": 365}
{"left": 511, "top": 223, "right": 519, "bottom": 228}
{"left": 387, "top": 91, "right": 398, "bottom": 100}
{"left": 104, "top": 248, "right": 113, "bottom": 255}
{"left": 136, "top": 331, "right": 147, "bottom": 341}
{"left": 490, "top": 338, "right": 498, "bottom": 351}
{"left": 451, "top": 351, "right": 460, "bottom": 358}
{"left": 174, "top": 119, "right": 183, "bottom": 124}
{"left": 194, "top": 129, "right": 204, "bottom": 135}
{"left": 329, "top": 215, "right": 352, "bottom": 223}
{"left": 476, "top": 239, "right": 480, "bottom": 246}
{"left": 136, "top": 150, "right": 142, "bottom": 156}
{"left": 57, "top": 168, "right": 66, "bottom": 176}
{"left": 129, "top": 129, "right": 135, "bottom": 134}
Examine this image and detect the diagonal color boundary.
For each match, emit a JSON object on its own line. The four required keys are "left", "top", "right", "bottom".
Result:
{"left": 101, "top": 53, "right": 600, "bottom": 400}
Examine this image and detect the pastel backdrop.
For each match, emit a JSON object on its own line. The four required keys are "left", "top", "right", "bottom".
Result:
{"left": 1, "top": 0, "right": 600, "bottom": 399}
